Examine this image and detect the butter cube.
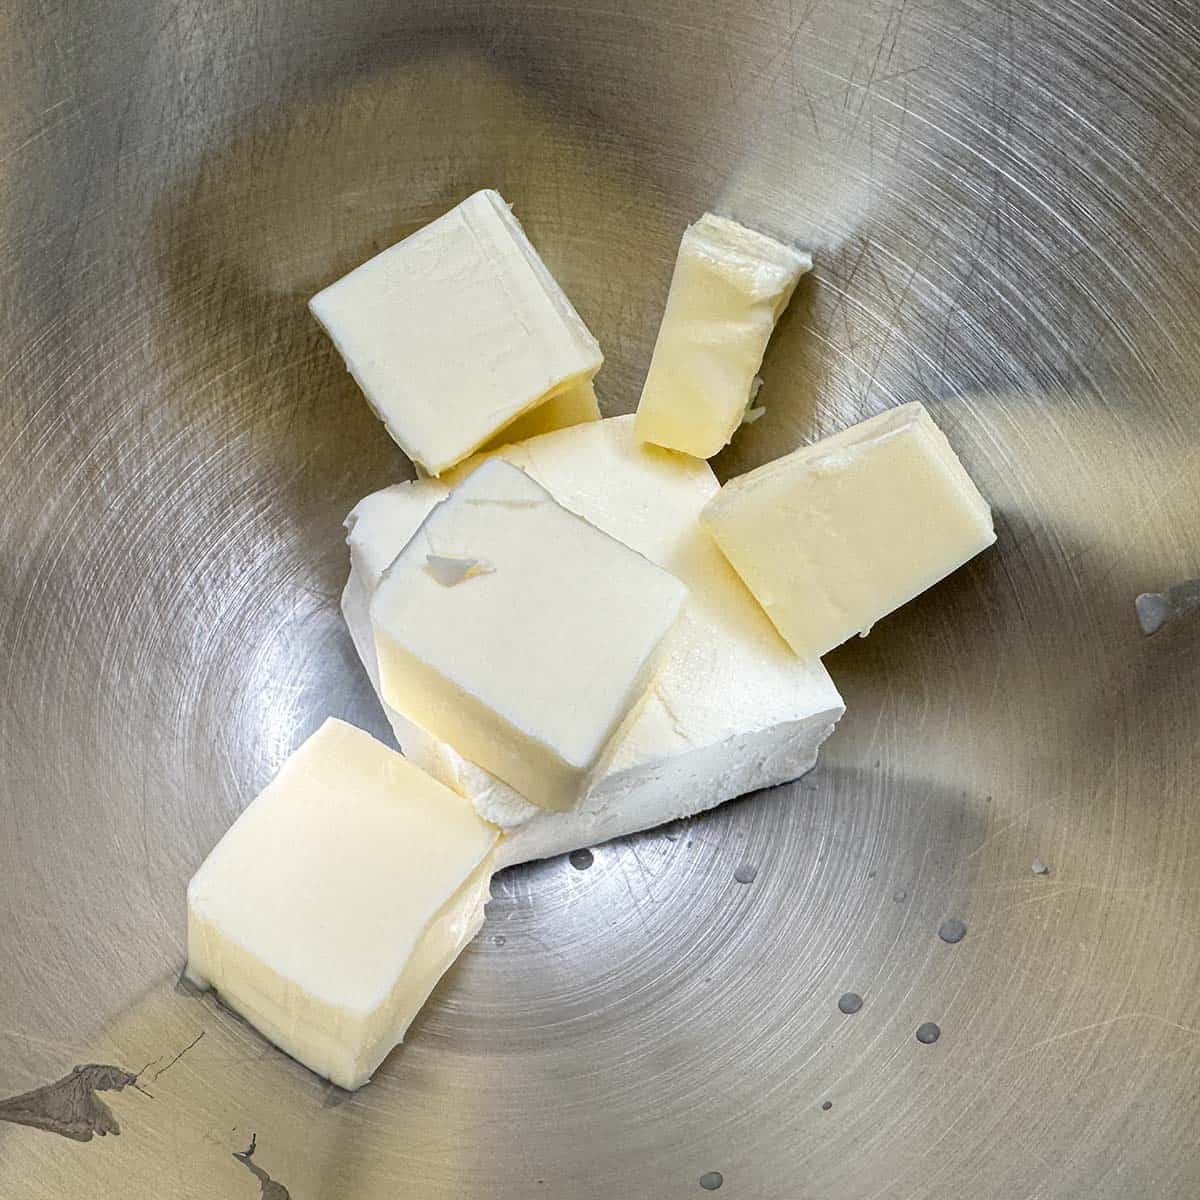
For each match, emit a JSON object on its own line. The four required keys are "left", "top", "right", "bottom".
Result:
{"left": 310, "top": 189, "right": 602, "bottom": 475}
{"left": 701, "top": 402, "right": 996, "bottom": 659}
{"left": 635, "top": 214, "right": 810, "bottom": 458}
{"left": 369, "top": 457, "right": 689, "bottom": 812}
{"left": 480, "top": 377, "right": 601, "bottom": 452}
{"left": 343, "top": 417, "right": 844, "bottom": 862}
{"left": 186, "top": 718, "right": 499, "bottom": 1090}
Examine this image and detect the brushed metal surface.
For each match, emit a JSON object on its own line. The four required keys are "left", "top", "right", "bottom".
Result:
{"left": 2, "top": 1, "right": 1199, "bottom": 1196}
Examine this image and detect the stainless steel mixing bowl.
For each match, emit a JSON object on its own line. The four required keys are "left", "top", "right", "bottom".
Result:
{"left": 2, "top": 2, "right": 1198, "bottom": 1196}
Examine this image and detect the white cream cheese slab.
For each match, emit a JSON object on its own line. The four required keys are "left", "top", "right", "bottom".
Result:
{"left": 186, "top": 718, "right": 499, "bottom": 1090}
{"left": 634, "top": 213, "right": 810, "bottom": 458}
{"left": 701, "top": 401, "right": 996, "bottom": 660}
{"left": 369, "top": 457, "right": 689, "bottom": 813}
{"left": 310, "top": 189, "right": 602, "bottom": 475}
{"left": 343, "top": 417, "right": 844, "bottom": 866}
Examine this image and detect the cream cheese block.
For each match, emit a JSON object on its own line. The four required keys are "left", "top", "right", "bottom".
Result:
{"left": 186, "top": 718, "right": 499, "bottom": 1090}
{"left": 310, "top": 189, "right": 602, "bottom": 475}
{"left": 369, "top": 457, "right": 689, "bottom": 813}
{"left": 701, "top": 401, "right": 996, "bottom": 659}
{"left": 635, "top": 213, "right": 810, "bottom": 458}
{"left": 342, "top": 417, "right": 844, "bottom": 866}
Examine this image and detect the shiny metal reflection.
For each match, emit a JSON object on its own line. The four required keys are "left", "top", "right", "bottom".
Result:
{"left": 2, "top": 1, "right": 1199, "bottom": 1196}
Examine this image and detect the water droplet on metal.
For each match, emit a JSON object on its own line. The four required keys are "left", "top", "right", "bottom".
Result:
{"left": 938, "top": 918, "right": 967, "bottom": 944}
{"left": 821, "top": 1100, "right": 833, "bottom": 1111}
{"left": 837, "top": 992, "right": 863, "bottom": 1014}
{"left": 1136, "top": 580, "right": 1200, "bottom": 635}
{"left": 699, "top": 1171, "right": 724, "bottom": 1191}
{"left": 733, "top": 863, "right": 757, "bottom": 885}
{"left": 916, "top": 1022, "right": 941, "bottom": 1045}
{"left": 569, "top": 848, "right": 594, "bottom": 871}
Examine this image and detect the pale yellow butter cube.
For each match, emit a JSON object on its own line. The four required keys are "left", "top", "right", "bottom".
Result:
{"left": 635, "top": 213, "right": 810, "bottom": 458}
{"left": 186, "top": 718, "right": 499, "bottom": 1090}
{"left": 309, "top": 189, "right": 602, "bottom": 475}
{"left": 480, "top": 377, "right": 601, "bottom": 452}
{"left": 701, "top": 402, "right": 996, "bottom": 659}
{"left": 370, "top": 457, "right": 689, "bottom": 812}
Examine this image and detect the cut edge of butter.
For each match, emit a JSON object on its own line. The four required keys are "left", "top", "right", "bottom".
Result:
{"left": 186, "top": 849, "right": 496, "bottom": 1090}
{"left": 687, "top": 212, "right": 812, "bottom": 304}
{"left": 635, "top": 213, "right": 811, "bottom": 459}
{"left": 701, "top": 401, "right": 996, "bottom": 659}
{"left": 309, "top": 188, "right": 603, "bottom": 476}
{"left": 185, "top": 717, "right": 500, "bottom": 1090}
{"left": 708, "top": 402, "right": 994, "bottom": 534}
{"left": 480, "top": 377, "right": 602, "bottom": 452}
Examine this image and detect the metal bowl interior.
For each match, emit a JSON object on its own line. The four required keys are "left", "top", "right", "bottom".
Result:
{"left": 2, "top": 2, "right": 1199, "bottom": 1196}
